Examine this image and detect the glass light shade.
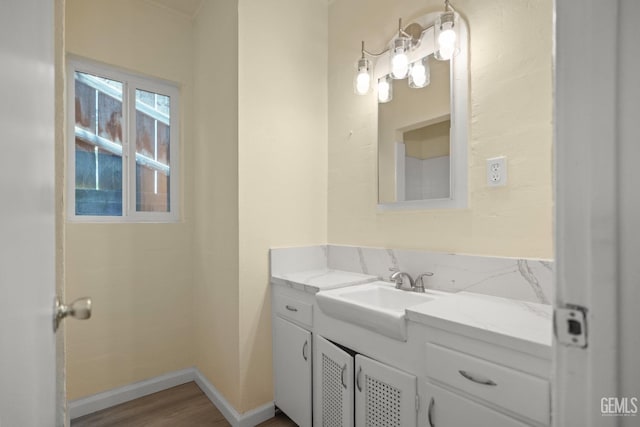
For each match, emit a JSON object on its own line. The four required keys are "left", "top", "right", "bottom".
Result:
{"left": 408, "top": 57, "right": 430, "bottom": 88}
{"left": 377, "top": 75, "right": 393, "bottom": 103}
{"left": 390, "top": 37, "right": 411, "bottom": 79}
{"left": 354, "top": 58, "right": 373, "bottom": 95}
{"left": 434, "top": 11, "right": 460, "bottom": 61}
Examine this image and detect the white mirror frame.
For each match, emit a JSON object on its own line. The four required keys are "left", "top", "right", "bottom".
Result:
{"left": 376, "top": 11, "right": 469, "bottom": 211}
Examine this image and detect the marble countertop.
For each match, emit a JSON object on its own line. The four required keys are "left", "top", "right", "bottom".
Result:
{"left": 406, "top": 292, "right": 553, "bottom": 359}
{"left": 271, "top": 268, "right": 378, "bottom": 293}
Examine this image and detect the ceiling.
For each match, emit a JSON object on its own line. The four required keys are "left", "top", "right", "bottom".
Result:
{"left": 147, "top": 0, "right": 203, "bottom": 19}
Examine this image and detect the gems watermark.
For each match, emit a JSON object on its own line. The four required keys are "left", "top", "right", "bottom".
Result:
{"left": 601, "top": 397, "right": 638, "bottom": 416}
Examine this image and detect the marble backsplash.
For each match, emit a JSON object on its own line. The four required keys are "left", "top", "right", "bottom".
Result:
{"left": 270, "top": 245, "right": 553, "bottom": 305}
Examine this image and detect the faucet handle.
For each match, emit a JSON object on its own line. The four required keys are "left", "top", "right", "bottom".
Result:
{"left": 415, "top": 272, "right": 434, "bottom": 293}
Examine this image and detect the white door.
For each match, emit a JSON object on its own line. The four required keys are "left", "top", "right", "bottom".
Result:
{"left": 314, "top": 335, "right": 354, "bottom": 427}
{"left": 355, "top": 354, "right": 417, "bottom": 427}
{"left": 555, "top": 1, "right": 640, "bottom": 426}
{"left": 0, "top": 0, "right": 57, "bottom": 426}
{"left": 273, "top": 316, "right": 312, "bottom": 427}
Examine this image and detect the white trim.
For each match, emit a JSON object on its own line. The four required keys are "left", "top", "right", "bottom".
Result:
{"left": 68, "top": 368, "right": 194, "bottom": 419}
{"left": 68, "top": 368, "right": 275, "bottom": 427}
{"left": 193, "top": 369, "right": 275, "bottom": 427}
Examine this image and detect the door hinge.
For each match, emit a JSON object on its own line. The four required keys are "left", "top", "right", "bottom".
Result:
{"left": 554, "top": 304, "right": 588, "bottom": 348}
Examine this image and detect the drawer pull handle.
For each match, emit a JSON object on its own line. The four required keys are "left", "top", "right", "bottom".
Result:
{"left": 341, "top": 364, "right": 348, "bottom": 389}
{"left": 285, "top": 305, "right": 298, "bottom": 312}
{"left": 302, "top": 340, "right": 308, "bottom": 361}
{"left": 458, "top": 370, "right": 497, "bottom": 386}
{"left": 356, "top": 366, "right": 363, "bottom": 392}
{"left": 427, "top": 397, "right": 435, "bottom": 427}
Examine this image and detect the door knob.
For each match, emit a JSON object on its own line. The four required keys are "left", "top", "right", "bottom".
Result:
{"left": 54, "top": 297, "right": 92, "bottom": 332}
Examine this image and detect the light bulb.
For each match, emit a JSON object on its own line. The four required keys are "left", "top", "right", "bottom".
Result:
{"left": 391, "top": 52, "right": 409, "bottom": 79}
{"left": 409, "top": 58, "right": 430, "bottom": 88}
{"left": 437, "top": 28, "right": 456, "bottom": 60}
{"left": 353, "top": 57, "right": 372, "bottom": 95}
{"left": 390, "top": 36, "right": 411, "bottom": 79}
{"left": 378, "top": 76, "right": 393, "bottom": 103}
{"left": 356, "top": 70, "right": 371, "bottom": 95}
{"left": 435, "top": 11, "right": 460, "bottom": 61}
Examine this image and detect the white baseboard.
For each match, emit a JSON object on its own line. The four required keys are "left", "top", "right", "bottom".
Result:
{"left": 193, "top": 369, "right": 274, "bottom": 427}
{"left": 68, "top": 367, "right": 195, "bottom": 419}
{"left": 68, "top": 367, "right": 275, "bottom": 427}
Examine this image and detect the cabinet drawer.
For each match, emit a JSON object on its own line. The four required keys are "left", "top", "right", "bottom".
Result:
{"left": 274, "top": 293, "right": 313, "bottom": 328}
{"left": 425, "top": 382, "right": 529, "bottom": 427}
{"left": 426, "top": 343, "right": 549, "bottom": 425}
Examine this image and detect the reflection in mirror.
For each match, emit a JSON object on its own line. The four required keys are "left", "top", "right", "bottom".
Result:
{"left": 403, "top": 119, "right": 450, "bottom": 200}
{"left": 378, "top": 58, "right": 451, "bottom": 203}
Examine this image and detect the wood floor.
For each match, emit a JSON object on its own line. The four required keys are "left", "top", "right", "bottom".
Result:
{"left": 71, "top": 382, "right": 297, "bottom": 427}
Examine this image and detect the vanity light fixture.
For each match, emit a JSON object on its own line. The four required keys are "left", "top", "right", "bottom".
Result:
{"left": 353, "top": 0, "right": 463, "bottom": 103}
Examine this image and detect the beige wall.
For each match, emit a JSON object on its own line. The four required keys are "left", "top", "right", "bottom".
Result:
{"left": 193, "top": 0, "right": 241, "bottom": 410}
{"left": 237, "top": 0, "right": 328, "bottom": 412}
{"left": 64, "top": 0, "right": 195, "bottom": 399}
{"left": 328, "top": 0, "right": 553, "bottom": 258}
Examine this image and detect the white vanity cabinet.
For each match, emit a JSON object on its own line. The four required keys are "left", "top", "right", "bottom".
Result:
{"left": 270, "top": 267, "right": 378, "bottom": 427}
{"left": 314, "top": 336, "right": 418, "bottom": 427}
{"left": 272, "top": 286, "right": 315, "bottom": 427}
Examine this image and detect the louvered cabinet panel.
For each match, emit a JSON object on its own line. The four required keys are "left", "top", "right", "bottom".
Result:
{"left": 355, "top": 355, "right": 417, "bottom": 427}
{"left": 314, "top": 335, "right": 354, "bottom": 427}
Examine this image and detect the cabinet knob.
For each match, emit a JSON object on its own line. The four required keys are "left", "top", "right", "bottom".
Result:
{"left": 302, "top": 340, "right": 309, "bottom": 361}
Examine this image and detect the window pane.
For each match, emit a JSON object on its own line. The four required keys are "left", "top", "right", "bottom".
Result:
{"left": 135, "top": 89, "right": 170, "bottom": 213}
{"left": 74, "top": 72, "right": 123, "bottom": 216}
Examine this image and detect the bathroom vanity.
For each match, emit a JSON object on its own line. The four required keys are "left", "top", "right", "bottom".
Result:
{"left": 270, "top": 246, "right": 552, "bottom": 427}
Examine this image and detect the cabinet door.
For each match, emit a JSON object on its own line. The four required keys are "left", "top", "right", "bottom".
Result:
{"left": 355, "top": 355, "right": 417, "bottom": 427}
{"left": 424, "top": 382, "right": 529, "bottom": 427}
{"left": 314, "top": 335, "right": 354, "bottom": 427}
{"left": 273, "top": 316, "right": 312, "bottom": 427}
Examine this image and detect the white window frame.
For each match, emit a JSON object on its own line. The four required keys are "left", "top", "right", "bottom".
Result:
{"left": 66, "top": 55, "right": 180, "bottom": 222}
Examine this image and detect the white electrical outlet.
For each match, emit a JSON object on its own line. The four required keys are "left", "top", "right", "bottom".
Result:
{"left": 486, "top": 156, "right": 507, "bottom": 187}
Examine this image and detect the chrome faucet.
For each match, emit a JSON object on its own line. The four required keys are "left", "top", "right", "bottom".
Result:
{"left": 389, "top": 269, "right": 415, "bottom": 290}
{"left": 389, "top": 268, "right": 434, "bottom": 293}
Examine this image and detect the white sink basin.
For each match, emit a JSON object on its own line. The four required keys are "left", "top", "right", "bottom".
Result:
{"left": 316, "top": 281, "right": 446, "bottom": 341}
